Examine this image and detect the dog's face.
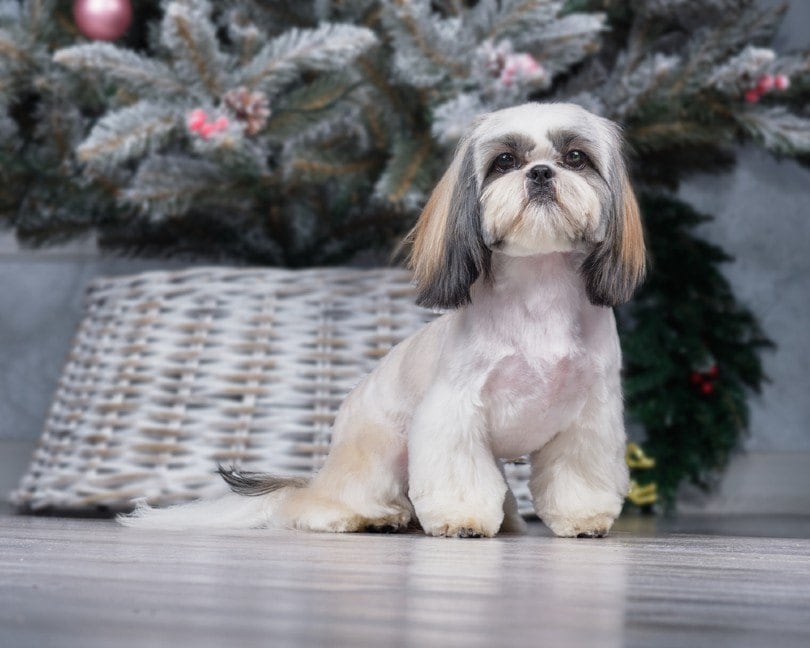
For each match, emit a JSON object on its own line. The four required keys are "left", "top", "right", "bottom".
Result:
{"left": 410, "top": 103, "right": 646, "bottom": 309}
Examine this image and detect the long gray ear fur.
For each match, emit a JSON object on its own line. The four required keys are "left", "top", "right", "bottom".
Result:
{"left": 409, "top": 142, "right": 491, "bottom": 309}
{"left": 580, "top": 151, "right": 646, "bottom": 307}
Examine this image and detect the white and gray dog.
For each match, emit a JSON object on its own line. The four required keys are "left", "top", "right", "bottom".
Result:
{"left": 123, "top": 102, "right": 646, "bottom": 538}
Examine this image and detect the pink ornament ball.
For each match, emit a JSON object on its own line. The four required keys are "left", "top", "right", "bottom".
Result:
{"left": 73, "top": 0, "right": 133, "bottom": 42}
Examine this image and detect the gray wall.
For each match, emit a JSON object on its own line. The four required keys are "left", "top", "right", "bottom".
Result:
{"left": 680, "top": 148, "right": 810, "bottom": 451}
{"left": 1, "top": 2, "right": 809, "bottom": 455}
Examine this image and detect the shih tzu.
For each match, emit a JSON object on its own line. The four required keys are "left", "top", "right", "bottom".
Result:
{"left": 123, "top": 102, "right": 646, "bottom": 538}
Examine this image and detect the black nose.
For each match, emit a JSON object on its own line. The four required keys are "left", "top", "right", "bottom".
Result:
{"left": 527, "top": 165, "right": 554, "bottom": 183}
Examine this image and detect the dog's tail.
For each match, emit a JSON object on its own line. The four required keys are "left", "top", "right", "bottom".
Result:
{"left": 117, "top": 467, "right": 309, "bottom": 530}
{"left": 216, "top": 467, "right": 309, "bottom": 496}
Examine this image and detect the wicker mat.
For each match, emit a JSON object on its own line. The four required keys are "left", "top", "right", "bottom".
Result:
{"left": 11, "top": 266, "right": 533, "bottom": 515}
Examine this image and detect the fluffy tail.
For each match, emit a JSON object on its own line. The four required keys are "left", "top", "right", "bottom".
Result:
{"left": 118, "top": 468, "right": 309, "bottom": 531}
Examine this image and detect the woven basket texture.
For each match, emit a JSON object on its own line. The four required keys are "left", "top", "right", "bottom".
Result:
{"left": 11, "top": 266, "right": 533, "bottom": 515}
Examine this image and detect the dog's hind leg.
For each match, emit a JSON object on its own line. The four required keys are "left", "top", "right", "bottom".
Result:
{"left": 280, "top": 417, "right": 413, "bottom": 533}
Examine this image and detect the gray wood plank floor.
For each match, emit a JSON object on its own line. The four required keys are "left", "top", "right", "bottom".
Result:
{"left": 2, "top": 513, "right": 809, "bottom": 648}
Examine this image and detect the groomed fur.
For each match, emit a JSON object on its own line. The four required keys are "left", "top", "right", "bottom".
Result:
{"left": 122, "top": 102, "right": 645, "bottom": 538}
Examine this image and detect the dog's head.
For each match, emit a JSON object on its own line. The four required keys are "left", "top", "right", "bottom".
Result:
{"left": 409, "top": 102, "right": 646, "bottom": 308}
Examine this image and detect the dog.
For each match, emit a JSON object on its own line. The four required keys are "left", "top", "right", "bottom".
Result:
{"left": 122, "top": 102, "right": 646, "bottom": 538}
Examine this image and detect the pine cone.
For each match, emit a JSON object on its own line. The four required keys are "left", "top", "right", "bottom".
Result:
{"left": 222, "top": 87, "right": 271, "bottom": 136}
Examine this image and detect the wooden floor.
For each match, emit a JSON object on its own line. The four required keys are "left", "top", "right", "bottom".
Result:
{"left": 2, "top": 512, "right": 810, "bottom": 648}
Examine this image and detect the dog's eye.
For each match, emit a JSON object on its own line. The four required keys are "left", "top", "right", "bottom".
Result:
{"left": 563, "top": 149, "right": 588, "bottom": 170}
{"left": 492, "top": 152, "right": 518, "bottom": 173}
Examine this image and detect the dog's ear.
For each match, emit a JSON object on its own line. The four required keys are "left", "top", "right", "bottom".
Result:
{"left": 581, "top": 146, "right": 646, "bottom": 307}
{"left": 408, "top": 138, "right": 491, "bottom": 309}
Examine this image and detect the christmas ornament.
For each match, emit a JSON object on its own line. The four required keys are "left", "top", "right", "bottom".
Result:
{"left": 744, "top": 72, "right": 790, "bottom": 103}
{"left": 744, "top": 88, "right": 761, "bottom": 103}
{"left": 626, "top": 442, "right": 656, "bottom": 470}
{"left": 499, "top": 53, "right": 545, "bottom": 87}
{"left": 187, "top": 109, "right": 230, "bottom": 140}
{"left": 689, "top": 360, "right": 720, "bottom": 395}
{"left": 187, "top": 109, "right": 207, "bottom": 133}
{"left": 625, "top": 443, "right": 658, "bottom": 507}
{"left": 774, "top": 73, "right": 790, "bottom": 90}
{"left": 757, "top": 74, "right": 775, "bottom": 93}
{"left": 478, "top": 41, "right": 547, "bottom": 89}
{"left": 73, "top": 0, "right": 133, "bottom": 42}
{"left": 223, "top": 87, "right": 271, "bottom": 136}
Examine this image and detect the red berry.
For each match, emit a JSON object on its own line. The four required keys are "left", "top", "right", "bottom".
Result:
{"left": 690, "top": 371, "right": 704, "bottom": 385}
{"left": 744, "top": 88, "right": 761, "bottom": 103}
{"left": 706, "top": 364, "right": 719, "bottom": 378}
{"left": 774, "top": 74, "right": 790, "bottom": 90}
{"left": 757, "top": 75, "right": 774, "bottom": 93}
{"left": 200, "top": 122, "right": 216, "bottom": 139}
{"left": 700, "top": 382, "right": 715, "bottom": 396}
{"left": 187, "top": 109, "right": 207, "bottom": 131}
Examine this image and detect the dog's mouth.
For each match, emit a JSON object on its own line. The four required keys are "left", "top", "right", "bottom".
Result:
{"left": 526, "top": 182, "right": 556, "bottom": 205}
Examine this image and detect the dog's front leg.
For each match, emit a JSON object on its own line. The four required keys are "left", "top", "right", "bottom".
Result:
{"left": 408, "top": 383, "right": 507, "bottom": 538}
{"left": 529, "top": 384, "right": 629, "bottom": 538}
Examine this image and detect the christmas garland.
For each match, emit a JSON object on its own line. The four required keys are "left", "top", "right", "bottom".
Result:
{"left": 620, "top": 194, "right": 772, "bottom": 509}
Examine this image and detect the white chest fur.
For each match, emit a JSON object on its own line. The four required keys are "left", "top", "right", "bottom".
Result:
{"left": 463, "top": 252, "right": 619, "bottom": 459}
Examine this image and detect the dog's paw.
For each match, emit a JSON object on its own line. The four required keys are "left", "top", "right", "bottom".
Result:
{"left": 364, "top": 509, "right": 413, "bottom": 534}
{"left": 543, "top": 513, "right": 616, "bottom": 538}
{"left": 422, "top": 517, "right": 500, "bottom": 538}
{"left": 414, "top": 499, "right": 505, "bottom": 538}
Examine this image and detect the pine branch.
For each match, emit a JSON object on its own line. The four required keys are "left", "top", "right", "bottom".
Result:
{"left": 485, "top": 0, "right": 605, "bottom": 66}
{"left": 431, "top": 93, "right": 487, "bottom": 143}
{"left": 161, "top": 0, "right": 229, "bottom": 98}
{"left": 0, "top": 108, "right": 16, "bottom": 141}
{"left": 487, "top": 0, "right": 559, "bottom": 43}
{"left": 119, "top": 155, "right": 222, "bottom": 219}
{"left": 705, "top": 45, "right": 775, "bottom": 94}
{"left": 77, "top": 101, "right": 178, "bottom": 167}
{"left": 219, "top": 9, "right": 263, "bottom": 66}
{"left": 355, "top": 55, "right": 395, "bottom": 104}
{"left": 268, "top": 75, "right": 360, "bottom": 139}
{"left": 383, "top": 0, "right": 471, "bottom": 86}
{"left": 287, "top": 155, "right": 378, "bottom": 179}
{"left": 607, "top": 52, "right": 682, "bottom": 120}
{"left": 628, "top": 120, "right": 726, "bottom": 152}
{"left": 374, "top": 132, "right": 435, "bottom": 208}
{"left": 53, "top": 43, "right": 185, "bottom": 98}
{"left": 737, "top": 107, "right": 810, "bottom": 155}
{"left": 529, "top": 13, "right": 606, "bottom": 75}
{"left": 669, "top": 3, "right": 786, "bottom": 97}
{"left": 237, "top": 24, "right": 377, "bottom": 96}
{"left": 0, "top": 27, "right": 32, "bottom": 69}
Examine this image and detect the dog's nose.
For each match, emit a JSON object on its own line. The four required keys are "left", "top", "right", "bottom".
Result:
{"left": 527, "top": 165, "right": 554, "bottom": 184}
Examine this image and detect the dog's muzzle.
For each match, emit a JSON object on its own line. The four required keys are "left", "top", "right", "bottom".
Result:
{"left": 526, "top": 164, "right": 555, "bottom": 202}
